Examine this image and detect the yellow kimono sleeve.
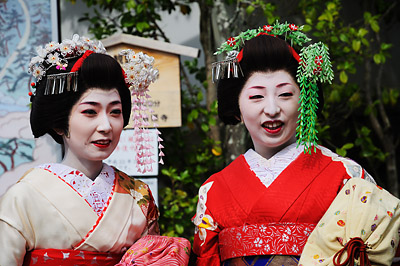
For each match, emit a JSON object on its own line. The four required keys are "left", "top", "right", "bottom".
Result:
{"left": 299, "top": 178, "right": 400, "bottom": 266}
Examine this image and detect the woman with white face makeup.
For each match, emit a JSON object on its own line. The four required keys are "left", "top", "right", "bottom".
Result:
{"left": 192, "top": 22, "right": 400, "bottom": 266}
{"left": 0, "top": 35, "right": 171, "bottom": 265}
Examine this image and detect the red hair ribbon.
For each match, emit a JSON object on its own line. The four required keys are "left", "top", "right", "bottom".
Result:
{"left": 333, "top": 237, "right": 371, "bottom": 266}
{"left": 70, "top": 50, "right": 129, "bottom": 89}
{"left": 71, "top": 50, "right": 94, "bottom": 73}
{"left": 236, "top": 32, "right": 301, "bottom": 63}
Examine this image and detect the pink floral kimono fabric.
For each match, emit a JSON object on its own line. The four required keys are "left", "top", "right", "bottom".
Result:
{"left": 116, "top": 235, "right": 191, "bottom": 266}
{"left": 299, "top": 178, "right": 400, "bottom": 266}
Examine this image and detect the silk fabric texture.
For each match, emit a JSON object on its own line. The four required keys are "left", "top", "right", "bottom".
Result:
{"left": 299, "top": 178, "right": 400, "bottom": 266}
{"left": 0, "top": 166, "right": 159, "bottom": 265}
{"left": 193, "top": 145, "right": 372, "bottom": 265}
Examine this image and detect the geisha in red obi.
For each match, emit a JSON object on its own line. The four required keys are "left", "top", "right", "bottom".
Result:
{"left": 192, "top": 21, "right": 398, "bottom": 266}
{"left": 0, "top": 35, "right": 162, "bottom": 265}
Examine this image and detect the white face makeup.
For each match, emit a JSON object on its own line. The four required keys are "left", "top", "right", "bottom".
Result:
{"left": 238, "top": 70, "right": 300, "bottom": 159}
{"left": 61, "top": 88, "right": 124, "bottom": 170}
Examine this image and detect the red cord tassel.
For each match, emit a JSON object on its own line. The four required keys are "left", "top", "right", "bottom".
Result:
{"left": 333, "top": 237, "right": 371, "bottom": 266}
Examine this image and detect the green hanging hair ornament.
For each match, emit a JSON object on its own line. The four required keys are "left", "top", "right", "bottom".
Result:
{"left": 212, "top": 21, "right": 334, "bottom": 154}
{"left": 296, "top": 42, "right": 334, "bottom": 153}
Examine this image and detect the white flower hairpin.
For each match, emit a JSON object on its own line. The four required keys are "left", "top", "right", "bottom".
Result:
{"left": 119, "top": 49, "right": 163, "bottom": 173}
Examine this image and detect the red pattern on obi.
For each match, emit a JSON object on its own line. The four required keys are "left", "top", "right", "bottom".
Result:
{"left": 219, "top": 223, "right": 315, "bottom": 261}
{"left": 23, "top": 249, "right": 122, "bottom": 266}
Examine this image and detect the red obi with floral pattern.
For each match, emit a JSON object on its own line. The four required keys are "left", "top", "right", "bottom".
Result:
{"left": 219, "top": 223, "right": 315, "bottom": 261}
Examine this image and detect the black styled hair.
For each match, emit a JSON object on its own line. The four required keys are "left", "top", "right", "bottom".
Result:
{"left": 217, "top": 34, "right": 324, "bottom": 125}
{"left": 30, "top": 53, "right": 131, "bottom": 144}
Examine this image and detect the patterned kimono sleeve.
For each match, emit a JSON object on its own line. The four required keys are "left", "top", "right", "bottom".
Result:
{"left": 115, "top": 167, "right": 160, "bottom": 236}
{"left": 299, "top": 178, "right": 400, "bottom": 265}
{"left": 192, "top": 181, "right": 221, "bottom": 265}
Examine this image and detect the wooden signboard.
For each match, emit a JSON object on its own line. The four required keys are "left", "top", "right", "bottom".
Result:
{"left": 102, "top": 34, "right": 199, "bottom": 128}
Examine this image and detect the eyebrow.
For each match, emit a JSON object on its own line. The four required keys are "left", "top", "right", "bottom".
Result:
{"left": 276, "top": 82, "right": 293, "bottom": 87}
{"left": 247, "top": 83, "right": 293, "bottom": 89}
{"left": 247, "top": 85, "right": 265, "bottom": 89}
{"left": 80, "top": 100, "right": 122, "bottom": 106}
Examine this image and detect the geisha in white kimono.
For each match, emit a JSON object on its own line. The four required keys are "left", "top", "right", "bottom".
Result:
{"left": 0, "top": 163, "right": 158, "bottom": 265}
{"left": 0, "top": 35, "right": 165, "bottom": 265}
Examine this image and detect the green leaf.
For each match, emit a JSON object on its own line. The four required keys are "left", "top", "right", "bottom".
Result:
{"left": 336, "top": 148, "right": 347, "bottom": 157}
{"left": 381, "top": 43, "right": 392, "bottom": 50}
{"left": 136, "top": 4, "right": 145, "bottom": 14}
{"left": 303, "top": 24, "right": 312, "bottom": 32}
{"left": 343, "top": 47, "right": 351, "bottom": 53}
{"left": 364, "top": 11, "right": 372, "bottom": 21}
{"left": 327, "top": 2, "right": 336, "bottom": 10}
{"left": 357, "top": 28, "right": 368, "bottom": 37}
{"left": 171, "top": 204, "right": 179, "bottom": 212}
{"left": 361, "top": 150, "right": 374, "bottom": 158}
{"left": 329, "top": 89, "right": 341, "bottom": 102}
{"left": 197, "top": 92, "right": 203, "bottom": 101}
{"left": 352, "top": 40, "right": 361, "bottom": 52}
{"left": 136, "top": 21, "right": 149, "bottom": 32}
{"left": 370, "top": 20, "right": 380, "bottom": 32}
{"left": 126, "top": 0, "right": 136, "bottom": 9}
{"left": 339, "top": 71, "right": 348, "bottom": 84}
{"left": 121, "top": 14, "right": 134, "bottom": 28}
{"left": 201, "top": 124, "right": 209, "bottom": 132}
{"left": 175, "top": 224, "right": 184, "bottom": 234}
{"left": 361, "top": 126, "right": 371, "bottom": 136}
{"left": 209, "top": 116, "right": 217, "bottom": 126}
{"left": 342, "top": 143, "right": 354, "bottom": 150}
{"left": 246, "top": 5, "right": 255, "bottom": 15}
{"left": 316, "top": 21, "right": 325, "bottom": 30}
{"left": 187, "top": 109, "right": 199, "bottom": 122}
{"left": 390, "top": 89, "right": 399, "bottom": 105}
{"left": 361, "top": 38, "right": 369, "bottom": 47}
{"left": 382, "top": 88, "right": 389, "bottom": 104}
{"left": 318, "top": 13, "right": 327, "bottom": 21}
{"left": 331, "top": 36, "right": 339, "bottom": 42}
{"left": 373, "top": 54, "right": 381, "bottom": 64}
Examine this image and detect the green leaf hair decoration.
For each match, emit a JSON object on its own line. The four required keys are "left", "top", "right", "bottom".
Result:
{"left": 212, "top": 21, "right": 334, "bottom": 154}
{"left": 296, "top": 42, "right": 333, "bottom": 153}
{"left": 214, "top": 21, "right": 311, "bottom": 56}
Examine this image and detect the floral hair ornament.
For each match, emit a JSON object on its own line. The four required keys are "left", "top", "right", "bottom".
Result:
{"left": 213, "top": 21, "right": 334, "bottom": 153}
{"left": 28, "top": 34, "right": 107, "bottom": 95}
{"left": 28, "top": 35, "right": 163, "bottom": 171}
{"left": 119, "top": 49, "right": 163, "bottom": 173}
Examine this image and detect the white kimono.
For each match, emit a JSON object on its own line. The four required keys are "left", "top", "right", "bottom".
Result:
{"left": 0, "top": 164, "right": 159, "bottom": 265}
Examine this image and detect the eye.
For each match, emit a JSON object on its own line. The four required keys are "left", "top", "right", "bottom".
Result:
{"left": 249, "top": 95, "right": 264, "bottom": 99}
{"left": 82, "top": 109, "right": 97, "bottom": 115}
{"left": 279, "top": 92, "right": 293, "bottom": 97}
{"left": 111, "top": 109, "right": 122, "bottom": 115}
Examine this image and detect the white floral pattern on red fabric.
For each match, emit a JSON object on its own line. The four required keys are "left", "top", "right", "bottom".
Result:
{"left": 219, "top": 223, "right": 315, "bottom": 261}
{"left": 193, "top": 182, "right": 217, "bottom": 246}
{"left": 37, "top": 163, "right": 115, "bottom": 216}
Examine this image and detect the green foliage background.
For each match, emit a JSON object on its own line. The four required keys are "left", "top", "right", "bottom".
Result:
{"left": 67, "top": 0, "right": 399, "bottom": 241}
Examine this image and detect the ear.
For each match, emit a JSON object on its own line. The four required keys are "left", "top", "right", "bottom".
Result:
{"left": 53, "top": 128, "right": 64, "bottom": 136}
{"left": 234, "top": 115, "right": 242, "bottom": 123}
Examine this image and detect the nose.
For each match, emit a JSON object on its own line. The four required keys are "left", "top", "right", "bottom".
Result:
{"left": 263, "top": 99, "right": 281, "bottom": 117}
{"left": 97, "top": 113, "right": 112, "bottom": 133}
